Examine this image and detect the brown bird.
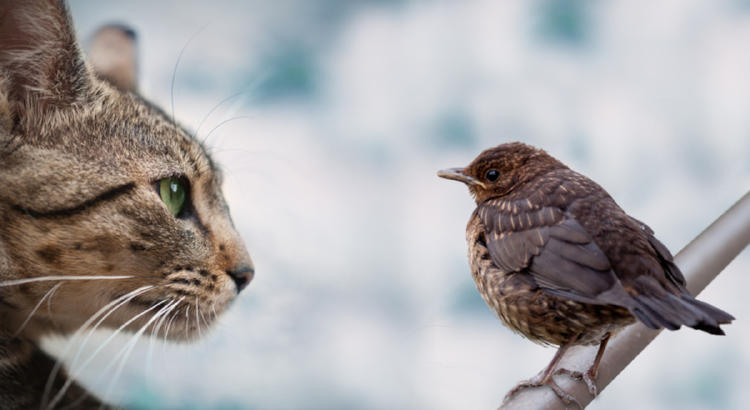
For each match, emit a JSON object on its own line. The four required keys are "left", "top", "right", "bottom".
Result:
{"left": 438, "top": 142, "right": 733, "bottom": 406}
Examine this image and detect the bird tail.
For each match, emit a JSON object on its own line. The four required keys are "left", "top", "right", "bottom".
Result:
{"left": 630, "top": 292, "right": 734, "bottom": 335}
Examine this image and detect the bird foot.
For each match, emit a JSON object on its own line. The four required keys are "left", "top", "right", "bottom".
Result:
{"left": 502, "top": 373, "right": 583, "bottom": 409}
{"left": 554, "top": 368, "right": 598, "bottom": 397}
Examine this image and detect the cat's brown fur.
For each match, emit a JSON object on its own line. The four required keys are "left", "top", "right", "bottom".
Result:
{"left": 0, "top": 1, "right": 254, "bottom": 408}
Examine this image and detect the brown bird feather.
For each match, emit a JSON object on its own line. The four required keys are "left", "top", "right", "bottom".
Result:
{"left": 438, "top": 142, "right": 733, "bottom": 406}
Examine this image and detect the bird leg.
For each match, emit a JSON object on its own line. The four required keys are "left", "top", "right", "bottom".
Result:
{"left": 554, "top": 333, "right": 610, "bottom": 397}
{"left": 503, "top": 343, "right": 582, "bottom": 409}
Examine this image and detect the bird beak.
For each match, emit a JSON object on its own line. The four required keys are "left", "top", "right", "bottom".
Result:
{"left": 437, "top": 167, "right": 485, "bottom": 187}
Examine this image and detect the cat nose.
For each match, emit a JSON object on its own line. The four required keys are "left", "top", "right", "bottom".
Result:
{"left": 226, "top": 264, "right": 254, "bottom": 292}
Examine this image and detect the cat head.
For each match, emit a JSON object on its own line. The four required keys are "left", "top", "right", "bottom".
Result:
{"left": 0, "top": 0, "right": 253, "bottom": 341}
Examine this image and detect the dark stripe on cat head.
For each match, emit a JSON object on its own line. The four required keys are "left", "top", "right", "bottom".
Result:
{"left": 10, "top": 182, "right": 136, "bottom": 218}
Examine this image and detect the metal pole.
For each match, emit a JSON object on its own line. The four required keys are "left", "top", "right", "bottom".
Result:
{"left": 501, "top": 190, "right": 750, "bottom": 410}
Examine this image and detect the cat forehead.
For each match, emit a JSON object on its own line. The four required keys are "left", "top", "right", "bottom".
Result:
{"left": 32, "top": 84, "right": 216, "bottom": 180}
{"left": 129, "top": 95, "right": 217, "bottom": 177}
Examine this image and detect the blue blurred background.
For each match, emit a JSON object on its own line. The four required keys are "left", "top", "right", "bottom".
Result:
{"left": 58, "top": 1, "right": 750, "bottom": 408}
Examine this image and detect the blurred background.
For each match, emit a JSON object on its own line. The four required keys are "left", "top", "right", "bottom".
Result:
{"left": 58, "top": 0, "right": 750, "bottom": 409}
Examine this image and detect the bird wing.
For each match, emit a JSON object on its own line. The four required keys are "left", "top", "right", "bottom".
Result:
{"left": 479, "top": 200, "right": 632, "bottom": 307}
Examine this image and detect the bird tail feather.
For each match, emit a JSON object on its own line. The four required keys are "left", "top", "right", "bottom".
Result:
{"left": 630, "top": 292, "right": 734, "bottom": 335}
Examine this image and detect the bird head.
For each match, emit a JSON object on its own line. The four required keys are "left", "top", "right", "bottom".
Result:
{"left": 437, "top": 142, "right": 566, "bottom": 203}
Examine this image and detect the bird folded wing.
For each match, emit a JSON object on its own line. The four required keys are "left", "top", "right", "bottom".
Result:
{"left": 481, "top": 203, "right": 631, "bottom": 306}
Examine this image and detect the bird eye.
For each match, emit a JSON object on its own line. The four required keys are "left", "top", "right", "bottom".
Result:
{"left": 159, "top": 177, "right": 186, "bottom": 217}
{"left": 485, "top": 169, "right": 500, "bottom": 182}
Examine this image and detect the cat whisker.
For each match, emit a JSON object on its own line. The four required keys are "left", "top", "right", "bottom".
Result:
{"left": 195, "top": 91, "right": 245, "bottom": 141}
{"left": 160, "top": 301, "right": 178, "bottom": 357}
{"left": 194, "top": 72, "right": 271, "bottom": 140}
{"left": 194, "top": 67, "right": 271, "bottom": 142}
{"left": 46, "top": 282, "right": 58, "bottom": 320}
{"left": 147, "top": 297, "right": 182, "bottom": 374}
{"left": 42, "top": 285, "right": 156, "bottom": 410}
{"left": 170, "top": 25, "right": 207, "bottom": 125}
{"left": 201, "top": 115, "right": 256, "bottom": 146}
{"left": 194, "top": 296, "right": 202, "bottom": 338}
{"left": 162, "top": 297, "right": 185, "bottom": 348}
{"left": 0, "top": 275, "right": 134, "bottom": 287}
{"left": 198, "top": 301, "right": 209, "bottom": 331}
{"left": 212, "top": 304, "right": 224, "bottom": 329}
{"left": 100, "top": 299, "right": 178, "bottom": 403}
{"left": 184, "top": 304, "right": 191, "bottom": 340}
{"left": 13, "top": 282, "right": 63, "bottom": 336}
{"left": 204, "top": 147, "right": 286, "bottom": 159}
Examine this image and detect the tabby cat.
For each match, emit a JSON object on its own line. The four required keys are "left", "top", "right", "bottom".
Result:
{"left": 0, "top": 1, "right": 254, "bottom": 408}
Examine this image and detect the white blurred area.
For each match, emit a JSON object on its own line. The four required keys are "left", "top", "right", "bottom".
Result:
{"left": 62, "top": 0, "right": 750, "bottom": 409}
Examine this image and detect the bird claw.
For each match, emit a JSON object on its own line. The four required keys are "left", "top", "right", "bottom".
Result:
{"left": 554, "top": 368, "right": 599, "bottom": 397}
{"left": 503, "top": 375, "right": 583, "bottom": 409}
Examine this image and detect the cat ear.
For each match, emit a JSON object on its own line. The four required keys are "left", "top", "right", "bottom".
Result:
{"left": 88, "top": 24, "right": 139, "bottom": 92}
{"left": 0, "top": 0, "right": 94, "bottom": 120}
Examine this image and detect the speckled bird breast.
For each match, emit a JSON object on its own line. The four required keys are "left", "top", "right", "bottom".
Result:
{"left": 466, "top": 213, "right": 635, "bottom": 346}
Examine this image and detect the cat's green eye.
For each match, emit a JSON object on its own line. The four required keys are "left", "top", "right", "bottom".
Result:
{"left": 159, "top": 177, "right": 186, "bottom": 217}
